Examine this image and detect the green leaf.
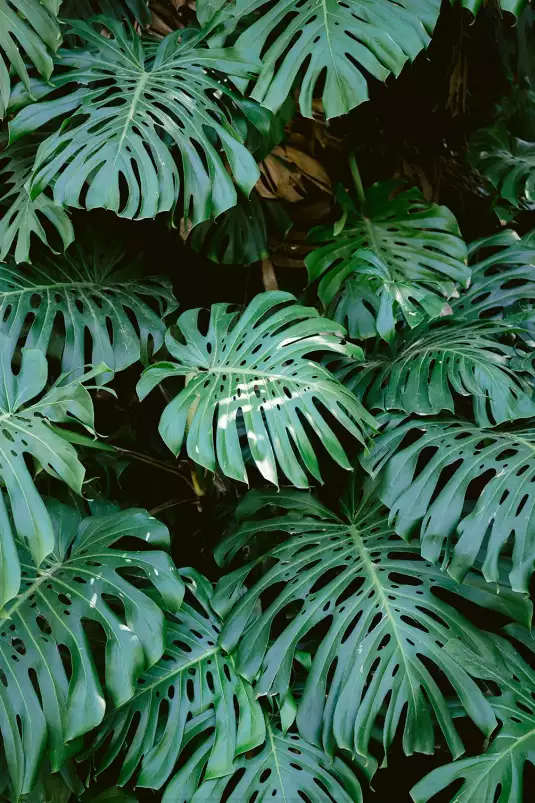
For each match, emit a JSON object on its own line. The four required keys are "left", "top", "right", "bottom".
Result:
{"left": 162, "top": 722, "right": 364, "bottom": 803}
{"left": 93, "top": 568, "right": 265, "bottom": 791}
{"left": 137, "top": 291, "right": 376, "bottom": 488}
{"left": 0, "top": 499, "right": 183, "bottom": 799}
{"left": 334, "top": 320, "right": 535, "bottom": 427}
{"left": 412, "top": 632, "right": 535, "bottom": 803}
{"left": 469, "top": 124, "right": 535, "bottom": 209}
{"left": 213, "top": 488, "right": 528, "bottom": 763}
{"left": 306, "top": 183, "right": 469, "bottom": 342}
{"left": 0, "top": 238, "right": 178, "bottom": 381}
{"left": 188, "top": 193, "right": 291, "bottom": 267}
{"left": 219, "top": 0, "right": 440, "bottom": 119}
{"left": 363, "top": 418, "right": 535, "bottom": 592}
{"left": 9, "top": 20, "right": 267, "bottom": 225}
{"left": 0, "top": 338, "right": 108, "bottom": 602}
{"left": 0, "top": 0, "right": 62, "bottom": 119}
{"left": 453, "top": 230, "right": 535, "bottom": 324}
{"left": 0, "top": 136, "right": 74, "bottom": 264}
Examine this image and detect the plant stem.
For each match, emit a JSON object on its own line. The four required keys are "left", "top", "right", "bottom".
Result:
{"left": 349, "top": 152, "right": 366, "bottom": 205}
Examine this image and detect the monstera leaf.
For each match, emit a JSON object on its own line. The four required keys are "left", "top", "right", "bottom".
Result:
{"left": 453, "top": 231, "right": 535, "bottom": 323}
{"left": 0, "top": 499, "right": 184, "bottom": 799}
{"left": 469, "top": 124, "right": 535, "bottom": 209}
{"left": 93, "top": 569, "right": 265, "bottom": 790}
{"left": 363, "top": 418, "right": 535, "bottom": 592}
{"left": 0, "top": 0, "right": 62, "bottom": 119}
{"left": 0, "top": 239, "right": 177, "bottom": 380}
{"left": 188, "top": 193, "right": 291, "bottom": 266}
{"left": 0, "top": 337, "right": 110, "bottom": 604}
{"left": 137, "top": 291, "right": 376, "bottom": 488}
{"left": 412, "top": 631, "right": 535, "bottom": 803}
{"left": 306, "top": 182, "right": 469, "bottom": 342}
{"left": 213, "top": 0, "right": 440, "bottom": 119}
{"left": 334, "top": 320, "right": 535, "bottom": 427}
{"left": 163, "top": 722, "right": 365, "bottom": 803}
{"left": 60, "top": 0, "right": 151, "bottom": 25}
{"left": 9, "top": 20, "right": 268, "bottom": 225}
{"left": 213, "top": 488, "right": 527, "bottom": 762}
{"left": 0, "top": 135, "right": 74, "bottom": 263}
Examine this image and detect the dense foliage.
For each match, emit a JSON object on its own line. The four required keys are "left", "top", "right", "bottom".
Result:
{"left": 3, "top": 0, "right": 535, "bottom": 801}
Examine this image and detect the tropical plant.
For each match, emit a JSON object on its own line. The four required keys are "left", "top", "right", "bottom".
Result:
{"left": 3, "top": 0, "right": 535, "bottom": 801}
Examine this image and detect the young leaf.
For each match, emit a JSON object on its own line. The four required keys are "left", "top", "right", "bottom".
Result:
{"left": 137, "top": 291, "right": 376, "bottom": 488}
{"left": 213, "top": 489, "right": 526, "bottom": 763}
{"left": 162, "top": 722, "right": 364, "bottom": 803}
{"left": 412, "top": 632, "right": 535, "bottom": 803}
{"left": 363, "top": 418, "right": 535, "bottom": 591}
{"left": 334, "top": 320, "right": 535, "bottom": 427}
{"left": 9, "top": 20, "right": 267, "bottom": 225}
{"left": 0, "top": 239, "right": 178, "bottom": 381}
{"left": 306, "top": 182, "right": 469, "bottom": 342}
{"left": 93, "top": 569, "right": 265, "bottom": 790}
{"left": 0, "top": 499, "right": 183, "bottom": 799}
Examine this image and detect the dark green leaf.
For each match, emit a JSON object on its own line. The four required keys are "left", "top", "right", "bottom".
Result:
{"left": 93, "top": 569, "right": 264, "bottom": 790}
{"left": 0, "top": 238, "right": 178, "bottom": 381}
{"left": 363, "top": 418, "right": 535, "bottom": 591}
{"left": 213, "top": 488, "right": 527, "bottom": 762}
{"left": 0, "top": 500, "right": 183, "bottom": 799}
{"left": 412, "top": 632, "right": 535, "bottom": 803}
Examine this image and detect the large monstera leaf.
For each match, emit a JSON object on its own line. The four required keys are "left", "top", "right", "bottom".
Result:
{"left": 93, "top": 569, "right": 265, "bottom": 791}
{"left": 213, "top": 489, "right": 527, "bottom": 763}
{"left": 334, "top": 321, "right": 535, "bottom": 427}
{"left": 213, "top": 0, "right": 440, "bottom": 119}
{"left": 137, "top": 292, "right": 376, "bottom": 488}
{"left": 363, "top": 419, "right": 535, "bottom": 592}
{"left": 469, "top": 124, "right": 535, "bottom": 209}
{"left": 0, "top": 0, "right": 62, "bottom": 119}
{"left": 412, "top": 631, "right": 535, "bottom": 803}
{"left": 9, "top": 20, "right": 267, "bottom": 225}
{"left": 0, "top": 499, "right": 184, "bottom": 800}
{"left": 163, "top": 722, "right": 364, "bottom": 803}
{"left": 0, "top": 240, "right": 177, "bottom": 380}
{"left": 306, "top": 182, "right": 469, "bottom": 342}
{"left": 0, "top": 135, "right": 74, "bottom": 264}
{"left": 0, "top": 337, "right": 107, "bottom": 604}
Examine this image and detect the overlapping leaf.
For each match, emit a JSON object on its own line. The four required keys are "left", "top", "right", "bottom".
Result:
{"left": 0, "top": 239, "right": 177, "bottom": 380}
{"left": 0, "top": 335, "right": 108, "bottom": 603}
{"left": 137, "top": 291, "right": 376, "bottom": 488}
{"left": 0, "top": 0, "right": 62, "bottom": 119}
{"left": 307, "top": 182, "right": 469, "bottom": 342}
{"left": 93, "top": 569, "right": 264, "bottom": 791}
{"left": 0, "top": 499, "right": 183, "bottom": 799}
{"left": 213, "top": 489, "right": 527, "bottom": 762}
{"left": 412, "top": 631, "right": 535, "bottom": 803}
{"left": 9, "top": 20, "right": 268, "bottom": 225}
{"left": 163, "top": 722, "right": 364, "bottom": 803}
{"left": 334, "top": 321, "right": 535, "bottom": 427}
{"left": 214, "top": 0, "right": 440, "bottom": 119}
{"left": 0, "top": 135, "right": 74, "bottom": 264}
{"left": 363, "top": 418, "right": 535, "bottom": 591}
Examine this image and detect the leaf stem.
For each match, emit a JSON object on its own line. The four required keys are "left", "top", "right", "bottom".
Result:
{"left": 349, "top": 152, "right": 366, "bottom": 205}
